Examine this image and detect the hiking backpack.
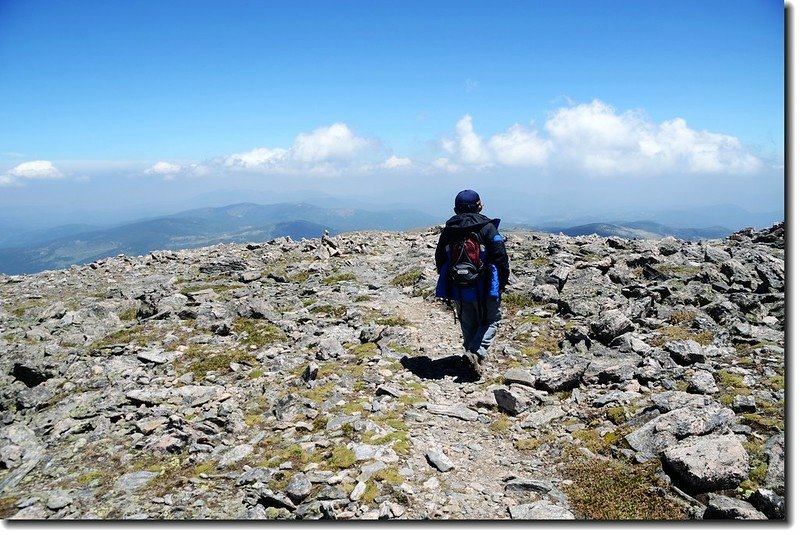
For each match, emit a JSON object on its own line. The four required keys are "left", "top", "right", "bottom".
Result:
{"left": 448, "top": 232, "right": 485, "bottom": 288}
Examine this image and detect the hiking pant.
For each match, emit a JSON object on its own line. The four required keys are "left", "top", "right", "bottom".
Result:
{"left": 455, "top": 298, "right": 502, "bottom": 359}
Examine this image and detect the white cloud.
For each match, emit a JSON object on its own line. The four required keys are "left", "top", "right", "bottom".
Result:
{"left": 145, "top": 161, "right": 183, "bottom": 175}
{"left": 7, "top": 160, "right": 63, "bottom": 179}
{"left": 225, "top": 148, "right": 288, "bottom": 169}
{"left": 488, "top": 124, "right": 551, "bottom": 167}
{"left": 381, "top": 155, "right": 413, "bottom": 169}
{"left": 543, "top": 100, "right": 762, "bottom": 175}
{"left": 0, "top": 160, "right": 64, "bottom": 186}
{"left": 219, "top": 123, "right": 372, "bottom": 176}
{"left": 431, "top": 157, "right": 463, "bottom": 173}
{"left": 291, "top": 123, "right": 370, "bottom": 162}
{"left": 448, "top": 115, "right": 492, "bottom": 166}
{"left": 136, "top": 104, "right": 764, "bottom": 183}
{"left": 438, "top": 100, "right": 763, "bottom": 176}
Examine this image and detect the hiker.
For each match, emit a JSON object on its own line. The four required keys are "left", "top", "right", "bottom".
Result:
{"left": 435, "top": 189, "right": 509, "bottom": 378}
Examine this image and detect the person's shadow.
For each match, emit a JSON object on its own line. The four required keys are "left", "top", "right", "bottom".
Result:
{"left": 399, "top": 354, "right": 477, "bottom": 383}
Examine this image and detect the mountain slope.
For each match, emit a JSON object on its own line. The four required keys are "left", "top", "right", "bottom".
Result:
{"left": 0, "top": 203, "right": 439, "bottom": 275}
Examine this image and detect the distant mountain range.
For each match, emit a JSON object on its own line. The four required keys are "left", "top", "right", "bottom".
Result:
{"left": 0, "top": 200, "right": 783, "bottom": 275}
{"left": 0, "top": 203, "right": 439, "bottom": 275}
{"left": 527, "top": 220, "right": 734, "bottom": 241}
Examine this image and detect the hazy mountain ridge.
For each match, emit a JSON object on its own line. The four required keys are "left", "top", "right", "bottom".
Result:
{"left": 0, "top": 203, "right": 439, "bottom": 275}
{"left": 527, "top": 221, "right": 734, "bottom": 241}
{"left": 0, "top": 200, "right": 783, "bottom": 275}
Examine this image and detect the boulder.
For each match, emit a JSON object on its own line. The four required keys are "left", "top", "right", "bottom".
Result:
{"left": 531, "top": 354, "right": 589, "bottom": 392}
{"left": 703, "top": 494, "right": 767, "bottom": 520}
{"left": 663, "top": 339, "right": 705, "bottom": 364}
{"left": 661, "top": 435, "right": 749, "bottom": 493}
{"left": 591, "top": 309, "right": 634, "bottom": 344}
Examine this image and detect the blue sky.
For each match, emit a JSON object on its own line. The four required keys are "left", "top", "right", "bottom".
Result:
{"left": 0, "top": 0, "right": 786, "bottom": 221}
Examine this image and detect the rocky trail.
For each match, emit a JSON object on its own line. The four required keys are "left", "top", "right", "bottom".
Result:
{"left": 0, "top": 223, "right": 785, "bottom": 520}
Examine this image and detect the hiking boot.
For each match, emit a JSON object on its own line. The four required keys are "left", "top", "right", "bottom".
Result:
{"left": 465, "top": 350, "right": 483, "bottom": 379}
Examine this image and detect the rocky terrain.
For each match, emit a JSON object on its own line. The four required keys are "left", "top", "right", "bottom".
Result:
{"left": 0, "top": 222, "right": 785, "bottom": 520}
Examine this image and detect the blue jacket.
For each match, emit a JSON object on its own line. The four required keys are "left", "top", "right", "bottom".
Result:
{"left": 434, "top": 213, "right": 509, "bottom": 302}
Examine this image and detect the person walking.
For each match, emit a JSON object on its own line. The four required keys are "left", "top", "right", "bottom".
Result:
{"left": 435, "top": 189, "right": 509, "bottom": 378}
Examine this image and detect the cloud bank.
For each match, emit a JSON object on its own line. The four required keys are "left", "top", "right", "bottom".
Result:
{"left": 439, "top": 101, "right": 763, "bottom": 176}
{"left": 3, "top": 100, "right": 769, "bottom": 189}
{"left": 138, "top": 101, "right": 765, "bottom": 180}
{"left": 0, "top": 160, "right": 64, "bottom": 185}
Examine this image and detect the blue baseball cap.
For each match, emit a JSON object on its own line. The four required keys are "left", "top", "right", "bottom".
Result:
{"left": 454, "top": 189, "right": 480, "bottom": 208}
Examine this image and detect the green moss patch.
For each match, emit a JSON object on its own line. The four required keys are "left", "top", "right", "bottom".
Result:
{"left": 233, "top": 317, "right": 286, "bottom": 346}
{"left": 562, "top": 455, "right": 688, "bottom": 520}
{"left": 391, "top": 269, "right": 423, "bottom": 287}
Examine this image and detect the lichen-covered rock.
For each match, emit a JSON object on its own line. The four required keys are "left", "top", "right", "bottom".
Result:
{"left": 703, "top": 494, "right": 767, "bottom": 520}
{"left": 661, "top": 435, "right": 749, "bottom": 493}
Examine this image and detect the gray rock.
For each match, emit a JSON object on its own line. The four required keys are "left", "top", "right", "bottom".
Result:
{"left": 316, "top": 338, "right": 345, "bottom": 360}
{"left": 46, "top": 491, "right": 73, "bottom": 511}
{"left": 494, "top": 388, "right": 535, "bottom": 416}
{"left": 217, "top": 444, "right": 254, "bottom": 468}
{"left": 687, "top": 370, "right": 718, "bottom": 394}
{"left": 508, "top": 501, "right": 575, "bottom": 520}
{"left": 285, "top": 473, "right": 313, "bottom": 503}
{"left": 531, "top": 354, "right": 589, "bottom": 392}
{"left": 764, "top": 433, "right": 784, "bottom": 491}
{"left": 350, "top": 481, "right": 367, "bottom": 501}
{"left": 663, "top": 339, "right": 705, "bottom": 364}
{"left": 136, "top": 348, "right": 174, "bottom": 364}
{"left": 531, "top": 284, "right": 560, "bottom": 303}
{"left": 703, "top": 494, "right": 768, "bottom": 520}
{"left": 591, "top": 309, "right": 634, "bottom": 344}
{"left": 114, "top": 471, "right": 159, "bottom": 492}
{"left": 748, "top": 488, "right": 785, "bottom": 520}
{"left": 425, "top": 448, "right": 454, "bottom": 472}
{"left": 650, "top": 391, "right": 712, "bottom": 413}
{"left": 504, "top": 479, "right": 553, "bottom": 492}
{"left": 376, "top": 383, "right": 404, "bottom": 398}
{"left": 9, "top": 505, "right": 50, "bottom": 519}
{"left": 661, "top": 435, "right": 749, "bottom": 493}
{"left": 520, "top": 406, "right": 565, "bottom": 429}
{"left": 732, "top": 394, "right": 756, "bottom": 413}
{"left": 592, "top": 391, "right": 641, "bottom": 407}
{"left": 135, "top": 417, "right": 168, "bottom": 435}
{"left": 625, "top": 405, "right": 735, "bottom": 460}
{"left": 502, "top": 369, "right": 536, "bottom": 387}
{"left": 703, "top": 245, "right": 731, "bottom": 264}
{"left": 427, "top": 404, "right": 479, "bottom": 422}
{"left": 358, "top": 460, "right": 387, "bottom": 482}
{"left": 200, "top": 257, "right": 247, "bottom": 274}
{"left": 302, "top": 363, "right": 318, "bottom": 383}
{"left": 584, "top": 355, "right": 639, "bottom": 384}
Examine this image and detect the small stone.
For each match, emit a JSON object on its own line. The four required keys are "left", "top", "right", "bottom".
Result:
{"left": 217, "top": 444, "right": 254, "bottom": 468}
{"left": 425, "top": 448, "right": 454, "bottom": 472}
{"left": 285, "top": 473, "right": 313, "bottom": 503}
{"left": 503, "top": 369, "right": 536, "bottom": 387}
{"left": 350, "top": 481, "right": 367, "bottom": 501}
{"left": 508, "top": 501, "right": 575, "bottom": 519}
{"left": 732, "top": 395, "right": 757, "bottom": 413}
{"left": 114, "top": 471, "right": 159, "bottom": 493}
{"left": 520, "top": 406, "right": 565, "bottom": 428}
{"left": 704, "top": 494, "right": 768, "bottom": 520}
{"left": 687, "top": 370, "right": 718, "bottom": 395}
{"left": 46, "top": 492, "right": 73, "bottom": 511}
{"left": 427, "top": 404, "right": 479, "bottom": 422}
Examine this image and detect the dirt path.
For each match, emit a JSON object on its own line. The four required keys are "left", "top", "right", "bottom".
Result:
{"left": 387, "top": 294, "right": 562, "bottom": 519}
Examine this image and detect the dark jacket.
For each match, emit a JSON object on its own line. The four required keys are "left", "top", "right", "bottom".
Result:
{"left": 434, "top": 212, "right": 509, "bottom": 301}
